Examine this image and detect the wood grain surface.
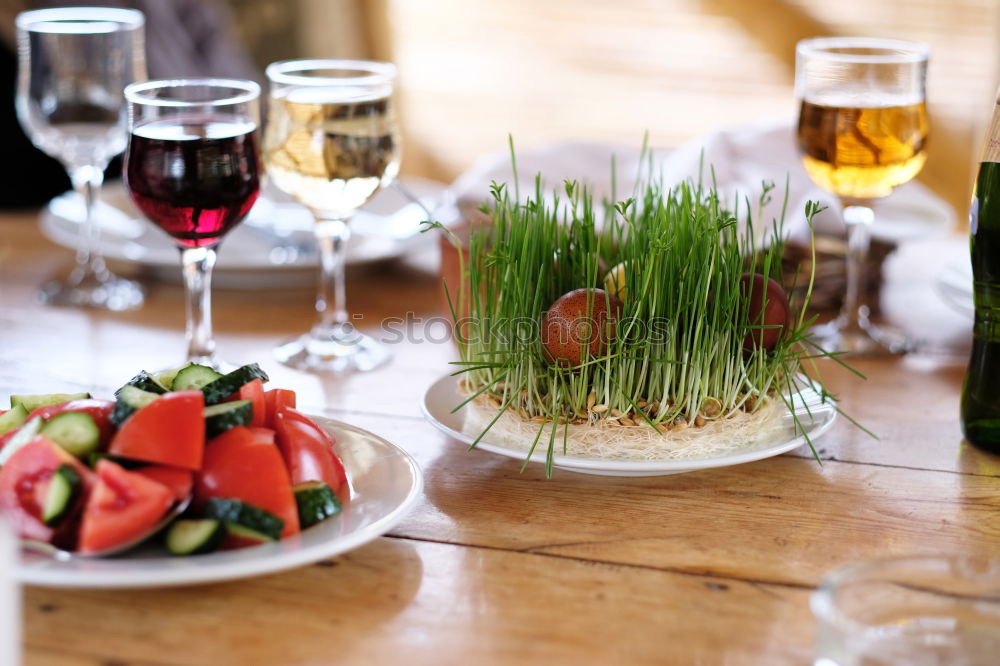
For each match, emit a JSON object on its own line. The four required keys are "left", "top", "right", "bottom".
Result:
{"left": 1, "top": 212, "right": 997, "bottom": 666}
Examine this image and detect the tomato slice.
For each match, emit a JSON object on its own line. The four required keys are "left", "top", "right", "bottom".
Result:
{"left": 109, "top": 390, "right": 205, "bottom": 470}
{"left": 272, "top": 408, "right": 348, "bottom": 497}
{"left": 77, "top": 459, "right": 174, "bottom": 554}
{"left": 231, "top": 378, "right": 266, "bottom": 428}
{"left": 195, "top": 426, "right": 299, "bottom": 537}
{"left": 0, "top": 435, "right": 96, "bottom": 542}
{"left": 134, "top": 466, "right": 193, "bottom": 502}
{"left": 27, "top": 399, "right": 116, "bottom": 448}
{"left": 263, "top": 388, "right": 296, "bottom": 429}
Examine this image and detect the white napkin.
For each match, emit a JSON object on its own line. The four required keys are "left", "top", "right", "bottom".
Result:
{"left": 449, "top": 122, "right": 956, "bottom": 242}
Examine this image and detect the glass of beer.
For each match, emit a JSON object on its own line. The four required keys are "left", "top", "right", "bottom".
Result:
{"left": 795, "top": 37, "right": 929, "bottom": 355}
{"left": 263, "top": 60, "right": 401, "bottom": 373}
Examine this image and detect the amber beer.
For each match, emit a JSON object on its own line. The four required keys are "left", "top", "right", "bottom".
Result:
{"left": 796, "top": 100, "right": 929, "bottom": 200}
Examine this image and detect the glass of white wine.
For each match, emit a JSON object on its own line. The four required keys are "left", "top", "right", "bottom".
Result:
{"left": 264, "top": 59, "right": 400, "bottom": 372}
{"left": 795, "top": 37, "right": 929, "bottom": 356}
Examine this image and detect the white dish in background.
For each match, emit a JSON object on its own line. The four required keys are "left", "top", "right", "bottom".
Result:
{"left": 421, "top": 374, "right": 837, "bottom": 477}
{"left": 16, "top": 416, "right": 422, "bottom": 589}
{"left": 40, "top": 178, "right": 458, "bottom": 290}
{"left": 937, "top": 258, "right": 974, "bottom": 317}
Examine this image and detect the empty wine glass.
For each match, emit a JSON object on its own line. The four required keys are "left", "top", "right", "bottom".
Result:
{"left": 264, "top": 59, "right": 401, "bottom": 373}
{"left": 16, "top": 6, "right": 147, "bottom": 311}
{"left": 123, "top": 79, "right": 262, "bottom": 368}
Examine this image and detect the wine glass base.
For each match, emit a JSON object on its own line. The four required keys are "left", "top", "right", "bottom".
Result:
{"left": 38, "top": 272, "right": 144, "bottom": 311}
{"left": 274, "top": 328, "right": 390, "bottom": 373}
{"left": 808, "top": 319, "right": 911, "bottom": 357}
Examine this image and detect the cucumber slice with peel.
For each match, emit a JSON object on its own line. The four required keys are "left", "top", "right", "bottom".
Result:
{"left": 224, "top": 523, "right": 276, "bottom": 545}
{"left": 165, "top": 519, "right": 226, "bottom": 556}
{"left": 116, "top": 371, "right": 168, "bottom": 397}
{"left": 42, "top": 464, "right": 82, "bottom": 526}
{"left": 0, "top": 416, "right": 43, "bottom": 466}
{"left": 200, "top": 364, "right": 269, "bottom": 405}
{"left": 203, "top": 497, "right": 283, "bottom": 539}
{"left": 294, "top": 481, "right": 342, "bottom": 528}
{"left": 171, "top": 364, "right": 223, "bottom": 392}
{"left": 40, "top": 412, "right": 100, "bottom": 458}
{"left": 10, "top": 392, "right": 90, "bottom": 412}
{"left": 110, "top": 385, "right": 161, "bottom": 427}
{"left": 0, "top": 404, "right": 28, "bottom": 436}
{"left": 152, "top": 365, "right": 189, "bottom": 391}
{"left": 203, "top": 400, "right": 253, "bottom": 438}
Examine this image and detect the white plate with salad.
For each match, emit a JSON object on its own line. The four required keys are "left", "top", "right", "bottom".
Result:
{"left": 1, "top": 364, "right": 422, "bottom": 588}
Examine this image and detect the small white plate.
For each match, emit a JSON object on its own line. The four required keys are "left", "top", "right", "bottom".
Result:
{"left": 421, "top": 374, "right": 837, "bottom": 477}
{"left": 16, "top": 416, "right": 423, "bottom": 589}
{"left": 937, "top": 258, "right": 974, "bottom": 316}
{"left": 39, "top": 179, "right": 458, "bottom": 290}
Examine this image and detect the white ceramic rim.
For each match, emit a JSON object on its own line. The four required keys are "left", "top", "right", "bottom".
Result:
{"left": 266, "top": 59, "right": 397, "bottom": 87}
{"left": 15, "top": 416, "right": 423, "bottom": 588}
{"left": 16, "top": 7, "right": 145, "bottom": 33}
{"left": 124, "top": 78, "right": 261, "bottom": 108}
{"left": 421, "top": 373, "right": 837, "bottom": 475}
{"left": 796, "top": 37, "right": 930, "bottom": 64}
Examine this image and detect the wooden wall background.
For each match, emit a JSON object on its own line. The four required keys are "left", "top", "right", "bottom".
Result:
{"left": 227, "top": 0, "right": 1000, "bottom": 218}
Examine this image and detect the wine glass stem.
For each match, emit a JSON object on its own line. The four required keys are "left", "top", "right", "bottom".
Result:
{"left": 180, "top": 246, "right": 218, "bottom": 365}
{"left": 313, "top": 218, "right": 351, "bottom": 333}
{"left": 839, "top": 203, "right": 875, "bottom": 333}
{"left": 68, "top": 165, "right": 110, "bottom": 282}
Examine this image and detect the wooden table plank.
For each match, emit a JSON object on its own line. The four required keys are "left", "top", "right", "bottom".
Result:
{"left": 25, "top": 537, "right": 813, "bottom": 666}
{"left": 322, "top": 412, "right": 1000, "bottom": 587}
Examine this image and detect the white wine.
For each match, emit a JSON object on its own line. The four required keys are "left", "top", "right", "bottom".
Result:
{"left": 264, "top": 86, "right": 400, "bottom": 217}
{"left": 797, "top": 99, "right": 928, "bottom": 200}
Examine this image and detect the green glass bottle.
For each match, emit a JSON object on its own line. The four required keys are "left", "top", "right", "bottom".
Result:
{"left": 961, "top": 109, "right": 1000, "bottom": 454}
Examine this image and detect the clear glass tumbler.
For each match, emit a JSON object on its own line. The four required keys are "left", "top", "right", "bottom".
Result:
{"left": 812, "top": 555, "right": 1000, "bottom": 666}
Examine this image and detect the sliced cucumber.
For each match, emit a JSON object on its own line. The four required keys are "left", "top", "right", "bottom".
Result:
{"left": 10, "top": 392, "right": 90, "bottom": 412}
{"left": 294, "top": 481, "right": 342, "bottom": 528}
{"left": 200, "top": 364, "right": 269, "bottom": 405}
{"left": 225, "top": 523, "right": 277, "bottom": 545}
{"left": 0, "top": 404, "right": 28, "bottom": 436}
{"left": 116, "top": 370, "right": 168, "bottom": 397}
{"left": 40, "top": 412, "right": 100, "bottom": 458}
{"left": 171, "top": 364, "right": 224, "bottom": 392}
{"left": 152, "top": 365, "right": 190, "bottom": 391}
{"left": 0, "top": 416, "right": 43, "bottom": 466}
{"left": 203, "top": 400, "right": 253, "bottom": 438}
{"left": 165, "top": 519, "right": 226, "bottom": 556}
{"left": 202, "top": 497, "right": 283, "bottom": 539}
{"left": 110, "top": 385, "right": 161, "bottom": 427}
{"left": 42, "top": 464, "right": 82, "bottom": 526}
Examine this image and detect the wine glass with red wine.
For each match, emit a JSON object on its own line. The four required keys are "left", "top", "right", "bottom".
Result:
{"left": 123, "top": 79, "right": 262, "bottom": 368}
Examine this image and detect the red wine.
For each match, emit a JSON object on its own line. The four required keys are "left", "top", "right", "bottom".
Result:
{"left": 125, "top": 118, "right": 261, "bottom": 248}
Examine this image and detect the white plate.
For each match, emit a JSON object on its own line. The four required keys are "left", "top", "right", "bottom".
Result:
{"left": 421, "top": 374, "right": 837, "bottom": 477}
{"left": 937, "top": 258, "right": 974, "bottom": 316}
{"left": 16, "top": 416, "right": 423, "bottom": 589}
{"left": 39, "top": 178, "right": 458, "bottom": 289}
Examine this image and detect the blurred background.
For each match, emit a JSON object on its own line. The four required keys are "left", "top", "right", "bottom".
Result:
{"left": 225, "top": 0, "right": 1000, "bottom": 218}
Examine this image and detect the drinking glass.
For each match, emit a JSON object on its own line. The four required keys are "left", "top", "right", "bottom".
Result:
{"left": 812, "top": 555, "right": 1000, "bottom": 666}
{"left": 795, "top": 37, "right": 930, "bottom": 355}
{"left": 123, "top": 80, "right": 262, "bottom": 368}
{"left": 264, "top": 59, "right": 401, "bottom": 372}
{"left": 16, "top": 6, "right": 146, "bottom": 311}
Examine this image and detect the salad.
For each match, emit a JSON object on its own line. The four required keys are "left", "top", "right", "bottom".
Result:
{"left": 0, "top": 363, "right": 347, "bottom": 557}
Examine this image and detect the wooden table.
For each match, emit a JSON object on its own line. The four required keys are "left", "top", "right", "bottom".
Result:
{"left": 2, "top": 210, "right": 998, "bottom": 665}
